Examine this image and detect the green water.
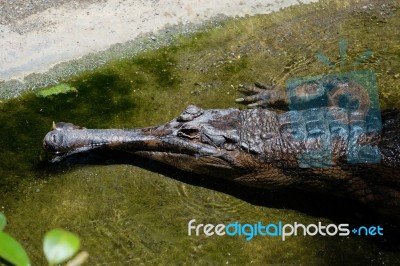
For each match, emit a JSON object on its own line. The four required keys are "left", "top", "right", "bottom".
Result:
{"left": 1, "top": 0, "right": 400, "bottom": 264}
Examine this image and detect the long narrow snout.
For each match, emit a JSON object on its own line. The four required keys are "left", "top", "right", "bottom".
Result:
{"left": 43, "top": 106, "right": 252, "bottom": 178}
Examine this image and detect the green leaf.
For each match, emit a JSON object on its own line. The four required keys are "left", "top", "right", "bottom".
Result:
{"left": 0, "top": 213, "right": 5, "bottom": 231}
{"left": 43, "top": 229, "right": 80, "bottom": 265}
{"left": 0, "top": 232, "right": 31, "bottom": 266}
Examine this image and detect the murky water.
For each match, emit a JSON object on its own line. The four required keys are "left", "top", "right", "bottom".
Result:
{"left": 1, "top": 0, "right": 400, "bottom": 264}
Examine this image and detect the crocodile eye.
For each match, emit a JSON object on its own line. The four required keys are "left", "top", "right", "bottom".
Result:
{"left": 177, "top": 127, "right": 199, "bottom": 139}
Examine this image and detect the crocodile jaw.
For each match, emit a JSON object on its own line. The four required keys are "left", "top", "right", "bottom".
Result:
{"left": 43, "top": 106, "right": 254, "bottom": 177}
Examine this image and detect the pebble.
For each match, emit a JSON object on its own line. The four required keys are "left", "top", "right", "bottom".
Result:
{"left": 0, "top": 0, "right": 101, "bottom": 25}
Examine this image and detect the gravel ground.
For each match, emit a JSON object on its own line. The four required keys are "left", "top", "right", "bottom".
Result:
{"left": 0, "top": 0, "right": 317, "bottom": 98}
{"left": 0, "top": 0, "right": 105, "bottom": 24}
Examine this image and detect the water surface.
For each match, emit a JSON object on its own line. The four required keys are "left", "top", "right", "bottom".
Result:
{"left": 1, "top": 0, "right": 400, "bottom": 264}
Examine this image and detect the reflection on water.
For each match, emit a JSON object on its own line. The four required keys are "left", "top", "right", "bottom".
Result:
{"left": 1, "top": 0, "right": 400, "bottom": 264}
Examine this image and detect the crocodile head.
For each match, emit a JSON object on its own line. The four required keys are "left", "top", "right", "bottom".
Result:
{"left": 43, "top": 105, "right": 256, "bottom": 178}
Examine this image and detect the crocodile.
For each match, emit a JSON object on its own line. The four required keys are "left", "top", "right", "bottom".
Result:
{"left": 43, "top": 82, "right": 400, "bottom": 218}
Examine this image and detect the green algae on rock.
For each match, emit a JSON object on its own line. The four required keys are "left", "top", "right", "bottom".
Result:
{"left": 36, "top": 83, "right": 77, "bottom": 98}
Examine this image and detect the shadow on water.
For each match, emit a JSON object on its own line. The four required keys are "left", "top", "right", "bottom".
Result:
{"left": 46, "top": 71, "right": 137, "bottom": 127}
{"left": 0, "top": 70, "right": 136, "bottom": 189}
{"left": 35, "top": 148, "right": 400, "bottom": 250}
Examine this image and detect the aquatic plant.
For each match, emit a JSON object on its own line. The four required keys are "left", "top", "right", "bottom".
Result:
{"left": 0, "top": 212, "right": 87, "bottom": 266}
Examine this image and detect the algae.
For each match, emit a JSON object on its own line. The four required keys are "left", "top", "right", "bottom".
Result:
{"left": 0, "top": 0, "right": 400, "bottom": 264}
{"left": 36, "top": 83, "right": 78, "bottom": 98}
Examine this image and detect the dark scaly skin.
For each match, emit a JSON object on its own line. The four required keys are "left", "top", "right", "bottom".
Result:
{"left": 43, "top": 83, "right": 400, "bottom": 218}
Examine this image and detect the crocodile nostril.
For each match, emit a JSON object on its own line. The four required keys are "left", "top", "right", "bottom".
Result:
{"left": 44, "top": 132, "right": 64, "bottom": 153}
{"left": 51, "top": 133, "right": 63, "bottom": 144}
